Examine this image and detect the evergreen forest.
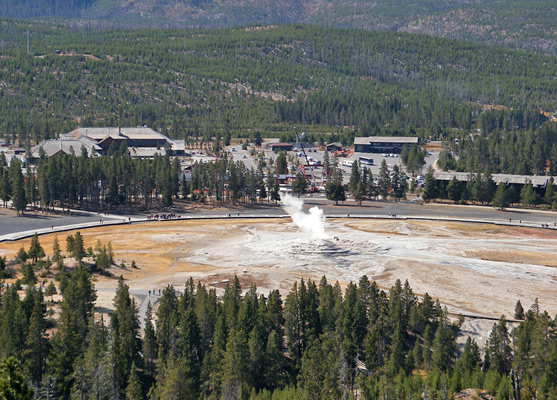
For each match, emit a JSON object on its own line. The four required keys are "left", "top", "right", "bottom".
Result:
{"left": 0, "top": 0, "right": 555, "bottom": 55}
{"left": 0, "top": 23, "right": 556, "bottom": 180}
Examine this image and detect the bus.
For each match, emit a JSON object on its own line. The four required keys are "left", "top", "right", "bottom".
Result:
{"left": 359, "top": 157, "right": 374, "bottom": 166}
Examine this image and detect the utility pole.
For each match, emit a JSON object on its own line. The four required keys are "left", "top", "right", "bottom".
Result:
{"left": 26, "top": 30, "right": 30, "bottom": 55}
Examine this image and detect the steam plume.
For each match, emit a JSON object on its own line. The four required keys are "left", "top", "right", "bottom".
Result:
{"left": 281, "top": 192, "right": 327, "bottom": 240}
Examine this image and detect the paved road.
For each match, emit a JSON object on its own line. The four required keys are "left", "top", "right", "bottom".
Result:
{"left": 2, "top": 198, "right": 556, "bottom": 241}
{"left": 0, "top": 208, "right": 122, "bottom": 236}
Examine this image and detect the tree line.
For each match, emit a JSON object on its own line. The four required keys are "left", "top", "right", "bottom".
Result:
{"left": 439, "top": 121, "right": 557, "bottom": 176}
{"left": 0, "top": 149, "right": 288, "bottom": 214}
{"left": 4, "top": 145, "right": 557, "bottom": 216}
{"left": 420, "top": 166, "right": 557, "bottom": 210}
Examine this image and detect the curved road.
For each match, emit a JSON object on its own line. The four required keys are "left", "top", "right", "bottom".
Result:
{"left": 2, "top": 198, "right": 557, "bottom": 241}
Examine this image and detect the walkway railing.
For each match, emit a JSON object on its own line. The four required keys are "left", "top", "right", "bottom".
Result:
{"left": 1, "top": 211, "right": 553, "bottom": 243}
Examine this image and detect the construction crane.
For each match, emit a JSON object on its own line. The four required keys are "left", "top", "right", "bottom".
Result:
{"left": 295, "top": 131, "right": 318, "bottom": 192}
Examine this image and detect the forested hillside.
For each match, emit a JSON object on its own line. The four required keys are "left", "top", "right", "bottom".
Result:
{"left": 0, "top": 23, "right": 555, "bottom": 155}
{"left": 1, "top": 233, "right": 557, "bottom": 399}
{"left": 0, "top": 0, "right": 555, "bottom": 54}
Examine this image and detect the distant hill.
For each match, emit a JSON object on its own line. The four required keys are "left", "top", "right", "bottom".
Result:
{"left": 0, "top": 22, "right": 555, "bottom": 148}
{"left": 0, "top": 0, "right": 555, "bottom": 55}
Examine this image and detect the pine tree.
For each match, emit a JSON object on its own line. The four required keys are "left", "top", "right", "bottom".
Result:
{"left": 447, "top": 176, "right": 463, "bottom": 204}
{"left": 25, "top": 165, "right": 37, "bottom": 209}
{"left": 0, "top": 357, "right": 33, "bottom": 400}
{"left": 23, "top": 289, "right": 49, "bottom": 386}
{"left": 16, "top": 246, "right": 28, "bottom": 263}
{"left": 514, "top": 300, "right": 525, "bottom": 320}
{"left": 544, "top": 176, "right": 555, "bottom": 205}
{"left": 266, "top": 289, "right": 284, "bottom": 338}
{"left": 455, "top": 337, "right": 481, "bottom": 373}
{"left": 431, "top": 314, "right": 456, "bottom": 372}
{"left": 220, "top": 329, "right": 249, "bottom": 399}
{"left": 27, "top": 233, "right": 45, "bottom": 264}
{"left": 0, "top": 285, "right": 28, "bottom": 361}
{"left": 8, "top": 159, "right": 27, "bottom": 215}
{"left": 222, "top": 277, "right": 242, "bottom": 331}
{"left": 299, "top": 334, "right": 342, "bottom": 399}
{"left": 291, "top": 172, "right": 307, "bottom": 197}
{"left": 325, "top": 167, "right": 345, "bottom": 205}
{"left": 37, "top": 374, "right": 58, "bottom": 400}
{"left": 202, "top": 312, "right": 227, "bottom": 396}
{"left": 270, "top": 179, "right": 280, "bottom": 203}
{"left": 153, "top": 356, "right": 196, "bottom": 400}
{"left": 107, "top": 241, "right": 114, "bottom": 264}
{"left": 125, "top": 362, "right": 144, "bottom": 400}
{"left": 66, "top": 232, "right": 85, "bottom": 262}
{"left": 95, "top": 246, "right": 111, "bottom": 272}
{"left": 378, "top": 160, "right": 391, "bottom": 200}
{"left": 265, "top": 330, "right": 287, "bottom": 390}
{"left": 0, "top": 162, "right": 11, "bottom": 207}
{"left": 45, "top": 281, "right": 57, "bottom": 302}
{"left": 70, "top": 315, "right": 113, "bottom": 400}
{"left": 492, "top": 183, "right": 510, "bottom": 210}
{"left": 176, "top": 287, "right": 202, "bottom": 392}
{"left": 49, "top": 265, "right": 96, "bottom": 398}
{"left": 247, "top": 325, "right": 266, "bottom": 390}
{"left": 275, "top": 151, "right": 288, "bottom": 175}
{"left": 21, "top": 263, "right": 37, "bottom": 286}
{"left": 143, "top": 302, "right": 158, "bottom": 384}
{"left": 484, "top": 316, "right": 512, "bottom": 375}
{"left": 180, "top": 174, "right": 190, "bottom": 199}
{"left": 111, "top": 276, "right": 142, "bottom": 396}
{"left": 156, "top": 286, "right": 178, "bottom": 359}
{"left": 51, "top": 236, "right": 61, "bottom": 262}
{"left": 349, "top": 160, "right": 361, "bottom": 194}
{"left": 422, "top": 166, "right": 437, "bottom": 202}
{"left": 520, "top": 181, "right": 537, "bottom": 207}
{"left": 0, "top": 256, "right": 7, "bottom": 278}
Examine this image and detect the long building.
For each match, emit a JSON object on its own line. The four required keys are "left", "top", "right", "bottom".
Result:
{"left": 30, "top": 126, "right": 178, "bottom": 161}
{"left": 73, "top": 127, "right": 171, "bottom": 149}
{"left": 434, "top": 171, "right": 554, "bottom": 188}
{"left": 354, "top": 136, "right": 418, "bottom": 153}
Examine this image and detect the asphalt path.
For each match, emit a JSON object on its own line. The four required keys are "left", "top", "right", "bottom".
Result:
{"left": 0, "top": 208, "right": 122, "bottom": 236}
{"left": 180, "top": 197, "right": 557, "bottom": 226}
{"left": 2, "top": 198, "right": 557, "bottom": 241}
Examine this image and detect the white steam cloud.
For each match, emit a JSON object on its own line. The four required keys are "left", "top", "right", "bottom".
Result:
{"left": 281, "top": 192, "right": 327, "bottom": 240}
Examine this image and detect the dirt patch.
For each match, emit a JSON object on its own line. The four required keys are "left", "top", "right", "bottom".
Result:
{"left": 465, "top": 249, "right": 557, "bottom": 268}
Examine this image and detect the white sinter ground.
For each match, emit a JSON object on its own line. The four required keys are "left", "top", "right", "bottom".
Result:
{"left": 187, "top": 196, "right": 557, "bottom": 325}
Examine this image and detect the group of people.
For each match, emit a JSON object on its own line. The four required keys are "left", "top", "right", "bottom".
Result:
{"left": 148, "top": 289, "right": 162, "bottom": 297}
{"left": 147, "top": 213, "right": 180, "bottom": 220}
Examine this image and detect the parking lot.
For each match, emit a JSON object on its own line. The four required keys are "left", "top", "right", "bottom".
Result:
{"left": 226, "top": 141, "right": 439, "bottom": 186}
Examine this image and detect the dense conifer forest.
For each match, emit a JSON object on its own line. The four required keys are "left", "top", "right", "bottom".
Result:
{"left": 0, "top": 0, "right": 555, "bottom": 55}
{"left": 1, "top": 22, "right": 556, "bottom": 176}
{"left": 1, "top": 233, "right": 556, "bottom": 399}
{"left": 0, "top": 23, "right": 555, "bottom": 166}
